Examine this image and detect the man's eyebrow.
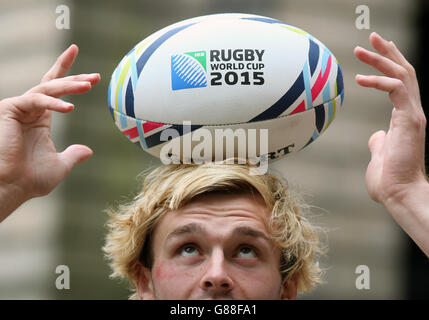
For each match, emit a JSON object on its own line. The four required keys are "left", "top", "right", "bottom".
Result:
{"left": 232, "top": 226, "right": 270, "bottom": 241}
{"left": 166, "top": 223, "right": 207, "bottom": 241}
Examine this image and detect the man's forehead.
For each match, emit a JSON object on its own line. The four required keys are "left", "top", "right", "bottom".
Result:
{"left": 183, "top": 191, "right": 268, "bottom": 213}
{"left": 166, "top": 222, "right": 270, "bottom": 241}
{"left": 154, "top": 192, "right": 271, "bottom": 241}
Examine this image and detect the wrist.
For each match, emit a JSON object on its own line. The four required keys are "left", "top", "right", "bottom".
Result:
{"left": 0, "top": 182, "right": 29, "bottom": 223}
{"left": 383, "top": 177, "right": 429, "bottom": 208}
{"left": 383, "top": 177, "right": 429, "bottom": 256}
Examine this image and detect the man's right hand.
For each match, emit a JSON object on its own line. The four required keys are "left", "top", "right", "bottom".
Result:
{"left": 355, "top": 32, "right": 429, "bottom": 256}
{"left": 0, "top": 44, "right": 100, "bottom": 222}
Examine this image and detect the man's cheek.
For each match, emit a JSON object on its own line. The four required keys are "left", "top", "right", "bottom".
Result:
{"left": 154, "top": 261, "right": 192, "bottom": 281}
{"left": 154, "top": 262, "right": 171, "bottom": 281}
{"left": 155, "top": 260, "right": 206, "bottom": 287}
{"left": 237, "top": 268, "right": 281, "bottom": 295}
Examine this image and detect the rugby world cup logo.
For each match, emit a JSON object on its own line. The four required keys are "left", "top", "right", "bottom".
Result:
{"left": 171, "top": 51, "right": 207, "bottom": 90}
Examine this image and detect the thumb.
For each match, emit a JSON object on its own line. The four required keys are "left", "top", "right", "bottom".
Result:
{"left": 58, "top": 144, "right": 93, "bottom": 173}
{"left": 368, "top": 130, "right": 386, "bottom": 159}
{"left": 366, "top": 130, "right": 386, "bottom": 203}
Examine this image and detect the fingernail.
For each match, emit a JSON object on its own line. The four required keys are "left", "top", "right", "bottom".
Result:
{"left": 63, "top": 101, "right": 74, "bottom": 108}
{"left": 67, "top": 44, "right": 77, "bottom": 51}
{"left": 372, "top": 32, "right": 387, "bottom": 41}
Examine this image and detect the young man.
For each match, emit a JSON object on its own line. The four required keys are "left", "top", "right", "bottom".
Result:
{"left": 102, "top": 33, "right": 429, "bottom": 299}
{"left": 103, "top": 162, "right": 323, "bottom": 299}
{"left": 0, "top": 33, "right": 427, "bottom": 298}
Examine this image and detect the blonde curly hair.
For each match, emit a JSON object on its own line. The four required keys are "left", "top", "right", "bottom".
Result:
{"left": 103, "top": 162, "right": 325, "bottom": 299}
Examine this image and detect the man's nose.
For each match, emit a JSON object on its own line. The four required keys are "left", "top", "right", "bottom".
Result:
{"left": 200, "top": 249, "right": 233, "bottom": 293}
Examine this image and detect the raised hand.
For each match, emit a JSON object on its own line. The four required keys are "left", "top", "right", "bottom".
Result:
{"left": 0, "top": 44, "right": 100, "bottom": 222}
{"left": 355, "top": 32, "right": 429, "bottom": 256}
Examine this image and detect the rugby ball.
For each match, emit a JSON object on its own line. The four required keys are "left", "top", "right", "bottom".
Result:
{"left": 107, "top": 13, "right": 344, "bottom": 163}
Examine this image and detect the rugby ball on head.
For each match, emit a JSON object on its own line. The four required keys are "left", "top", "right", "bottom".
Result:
{"left": 107, "top": 13, "right": 344, "bottom": 164}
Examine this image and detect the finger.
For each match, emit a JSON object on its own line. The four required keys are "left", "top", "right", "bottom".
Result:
{"left": 365, "top": 130, "right": 386, "bottom": 203}
{"left": 356, "top": 74, "right": 410, "bottom": 109}
{"left": 58, "top": 144, "right": 93, "bottom": 174}
{"left": 7, "top": 93, "right": 74, "bottom": 119}
{"left": 28, "top": 80, "right": 92, "bottom": 97}
{"left": 355, "top": 74, "right": 405, "bottom": 93}
{"left": 370, "top": 32, "right": 421, "bottom": 102}
{"left": 41, "top": 44, "right": 79, "bottom": 82}
{"left": 60, "top": 73, "right": 101, "bottom": 85}
{"left": 370, "top": 32, "right": 414, "bottom": 73}
{"left": 368, "top": 130, "right": 386, "bottom": 158}
{"left": 354, "top": 46, "right": 409, "bottom": 82}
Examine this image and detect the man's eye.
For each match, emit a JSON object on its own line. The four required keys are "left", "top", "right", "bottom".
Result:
{"left": 237, "top": 246, "right": 257, "bottom": 258}
{"left": 180, "top": 244, "right": 199, "bottom": 257}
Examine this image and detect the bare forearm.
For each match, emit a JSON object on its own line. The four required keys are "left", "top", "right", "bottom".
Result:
{"left": 383, "top": 180, "right": 429, "bottom": 257}
{"left": 0, "top": 183, "right": 27, "bottom": 223}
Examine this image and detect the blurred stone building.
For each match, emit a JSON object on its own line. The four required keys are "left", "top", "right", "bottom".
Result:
{"left": 0, "top": 0, "right": 426, "bottom": 299}
{"left": 0, "top": 0, "right": 67, "bottom": 298}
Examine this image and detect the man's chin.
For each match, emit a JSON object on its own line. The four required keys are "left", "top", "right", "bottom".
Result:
{"left": 195, "top": 295, "right": 235, "bottom": 300}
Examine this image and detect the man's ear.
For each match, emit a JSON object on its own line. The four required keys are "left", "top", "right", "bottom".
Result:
{"left": 136, "top": 264, "right": 155, "bottom": 300}
{"left": 280, "top": 275, "right": 298, "bottom": 300}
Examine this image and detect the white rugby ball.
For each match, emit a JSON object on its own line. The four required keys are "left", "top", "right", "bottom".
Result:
{"left": 108, "top": 13, "right": 344, "bottom": 163}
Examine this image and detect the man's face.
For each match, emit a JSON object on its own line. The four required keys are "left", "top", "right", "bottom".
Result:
{"left": 137, "top": 192, "right": 297, "bottom": 300}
